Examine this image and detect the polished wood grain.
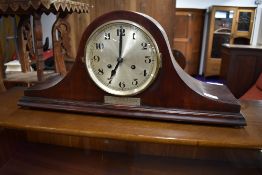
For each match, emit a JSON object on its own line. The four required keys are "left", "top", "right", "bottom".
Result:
{"left": 1, "top": 88, "right": 262, "bottom": 149}
{"left": 172, "top": 49, "right": 186, "bottom": 69}
{"left": 25, "top": 129, "right": 262, "bottom": 165}
{"left": 0, "top": 141, "right": 261, "bottom": 175}
{"left": 135, "top": 0, "right": 175, "bottom": 46}
{"left": 220, "top": 44, "right": 262, "bottom": 98}
{"left": 89, "top": 0, "right": 175, "bottom": 47}
{"left": 1, "top": 89, "right": 262, "bottom": 174}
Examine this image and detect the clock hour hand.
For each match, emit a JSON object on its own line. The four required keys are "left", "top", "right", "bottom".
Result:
{"left": 108, "top": 57, "right": 123, "bottom": 84}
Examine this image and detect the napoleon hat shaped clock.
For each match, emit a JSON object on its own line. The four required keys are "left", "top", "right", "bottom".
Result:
{"left": 19, "top": 11, "right": 246, "bottom": 126}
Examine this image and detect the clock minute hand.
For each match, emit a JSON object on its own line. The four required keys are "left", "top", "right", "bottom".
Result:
{"left": 118, "top": 26, "right": 123, "bottom": 59}
{"left": 108, "top": 26, "right": 124, "bottom": 84}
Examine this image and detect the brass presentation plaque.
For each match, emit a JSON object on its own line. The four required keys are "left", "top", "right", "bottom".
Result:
{"left": 104, "top": 96, "right": 141, "bottom": 106}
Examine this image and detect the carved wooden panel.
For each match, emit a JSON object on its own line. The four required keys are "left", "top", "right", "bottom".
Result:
{"left": 17, "top": 15, "right": 33, "bottom": 73}
{"left": 62, "top": 11, "right": 90, "bottom": 62}
{"left": 52, "top": 13, "right": 72, "bottom": 75}
{"left": 33, "top": 13, "right": 45, "bottom": 81}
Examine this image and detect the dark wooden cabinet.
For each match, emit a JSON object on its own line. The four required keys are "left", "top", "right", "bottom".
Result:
{"left": 173, "top": 9, "right": 205, "bottom": 75}
{"left": 220, "top": 44, "right": 262, "bottom": 98}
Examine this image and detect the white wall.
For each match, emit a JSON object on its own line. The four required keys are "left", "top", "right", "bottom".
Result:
{"left": 253, "top": 4, "right": 262, "bottom": 45}
{"left": 41, "top": 13, "right": 56, "bottom": 48}
{"left": 258, "top": 11, "right": 262, "bottom": 45}
{"left": 177, "top": 0, "right": 256, "bottom": 9}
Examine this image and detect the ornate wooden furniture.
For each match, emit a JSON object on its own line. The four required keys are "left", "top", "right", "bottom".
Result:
{"left": 204, "top": 6, "right": 255, "bottom": 77}
{"left": 0, "top": 0, "right": 89, "bottom": 81}
{"left": 173, "top": 8, "right": 205, "bottom": 75}
{"left": 220, "top": 44, "right": 262, "bottom": 98}
{"left": 0, "top": 88, "right": 262, "bottom": 174}
{"left": 52, "top": 12, "right": 75, "bottom": 76}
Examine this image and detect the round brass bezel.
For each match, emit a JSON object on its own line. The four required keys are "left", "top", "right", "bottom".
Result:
{"left": 84, "top": 20, "right": 161, "bottom": 96}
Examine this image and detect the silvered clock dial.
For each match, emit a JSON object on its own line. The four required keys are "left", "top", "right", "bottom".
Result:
{"left": 85, "top": 20, "right": 161, "bottom": 96}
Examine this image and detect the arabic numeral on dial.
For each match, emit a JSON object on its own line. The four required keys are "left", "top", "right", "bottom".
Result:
{"left": 104, "top": 33, "right": 110, "bottom": 40}
{"left": 133, "top": 33, "right": 136, "bottom": 40}
{"left": 98, "top": 68, "right": 104, "bottom": 75}
{"left": 117, "top": 28, "right": 125, "bottom": 36}
{"left": 119, "top": 82, "right": 126, "bottom": 89}
{"left": 132, "top": 79, "right": 138, "bottom": 86}
{"left": 141, "top": 43, "right": 148, "bottom": 50}
{"left": 96, "top": 43, "right": 104, "bottom": 50}
{"left": 145, "top": 56, "right": 152, "bottom": 63}
{"left": 93, "top": 56, "right": 100, "bottom": 62}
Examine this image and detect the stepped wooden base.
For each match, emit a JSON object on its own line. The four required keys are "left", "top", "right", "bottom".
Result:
{"left": 19, "top": 96, "right": 246, "bottom": 127}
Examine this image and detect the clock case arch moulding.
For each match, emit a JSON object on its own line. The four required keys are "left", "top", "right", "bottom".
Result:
{"left": 18, "top": 10, "right": 246, "bottom": 127}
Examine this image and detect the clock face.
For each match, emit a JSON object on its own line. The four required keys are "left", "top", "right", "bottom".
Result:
{"left": 85, "top": 20, "right": 160, "bottom": 96}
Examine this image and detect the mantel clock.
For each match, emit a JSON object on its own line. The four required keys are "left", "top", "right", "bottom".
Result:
{"left": 19, "top": 11, "right": 246, "bottom": 126}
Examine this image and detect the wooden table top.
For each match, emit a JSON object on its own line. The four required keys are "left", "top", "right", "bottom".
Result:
{"left": 0, "top": 88, "right": 261, "bottom": 149}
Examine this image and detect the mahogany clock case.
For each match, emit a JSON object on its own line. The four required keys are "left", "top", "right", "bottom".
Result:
{"left": 18, "top": 11, "right": 246, "bottom": 127}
